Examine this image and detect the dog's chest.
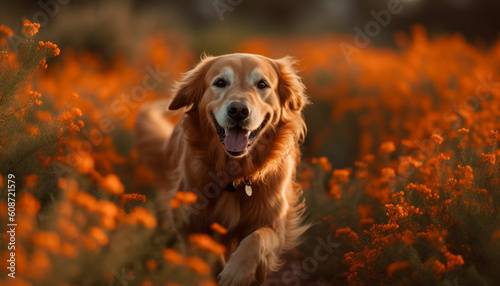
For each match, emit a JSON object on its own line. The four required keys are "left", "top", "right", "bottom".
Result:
{"left": 202, "top": 187, "right": 285, "bottom": 233}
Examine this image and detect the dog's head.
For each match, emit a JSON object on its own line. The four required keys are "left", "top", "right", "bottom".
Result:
{"left": 169, "top": 53, "right": 307, "bottom": 158}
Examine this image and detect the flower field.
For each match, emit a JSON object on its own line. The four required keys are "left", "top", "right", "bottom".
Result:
{"left": 0, "top": 20, "right": 499, "bottom": 286}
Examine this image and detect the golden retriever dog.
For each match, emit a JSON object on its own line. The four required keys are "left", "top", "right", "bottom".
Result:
{"left": 135, "top": 53, "right": 309, "bottom": 285}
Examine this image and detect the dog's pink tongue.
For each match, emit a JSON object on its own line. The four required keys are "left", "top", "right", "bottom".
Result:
{"left": 224, "top": 128, "right": 249, "bottom": 153}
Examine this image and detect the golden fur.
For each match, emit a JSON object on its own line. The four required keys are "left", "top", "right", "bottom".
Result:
{"left": 135, "top": 53, "right": 309, "bottom": 285}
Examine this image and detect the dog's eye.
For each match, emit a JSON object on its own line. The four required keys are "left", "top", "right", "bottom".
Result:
{"left": 214, "top": 79, "right": 227, "bottom": 88}
{"left": 257, "top": 80, "right": 268, "bottom": 89}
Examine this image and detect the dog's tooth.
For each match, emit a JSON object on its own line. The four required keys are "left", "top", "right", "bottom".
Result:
{"left": 246, "top": 130, "right": 251, "bottom": 137}
{"left": 245, "top": 184, "right": 252, "bottom": 197}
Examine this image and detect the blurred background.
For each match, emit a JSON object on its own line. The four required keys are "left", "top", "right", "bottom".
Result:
{"left": 2, "top": 0, "right": 500, "bottom": 53}
{"left": 1, "top": 0, "right": 499, "bottom": 167}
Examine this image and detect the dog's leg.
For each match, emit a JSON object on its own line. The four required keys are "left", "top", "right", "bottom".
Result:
{"left": 218, "top": 227, "right": 282, "bottom": 286}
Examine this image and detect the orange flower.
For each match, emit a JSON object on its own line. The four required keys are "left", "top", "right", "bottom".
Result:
{"left": 57, "top": 218, "right": 79, "bottom": 239}
{"left": 405, "top": 183, "right": 440, "bottom": 204}
{"left": 311, "top": 156, "right": 332, "bottom": 172}
{"left": 25, "top": 125, "right": 40, "bottom": 136}
{"left": 401, "top": 139, "right": 417, "bottom": 150}
{"left": 444, "top": 251, "right": 464, "bottom": 269}
{"left": 349, "top": 232, "right": 359, "bottom": 242}
{"left": 381, "top": 167, "right": 395, "bottom": 182}
{"left": 31, "top": 231, "right": 61, "bottom": 254}
{"left": 18, "top": 192, "right": 41, "bottom": 217}
{"left": 75, "top": 154, "right": 94, "bottom": 174}
{"left": 128, "top": 207, "right": 157, "bottom": 228}
{"left": 57, "top": 107, "right": 83, "bottom": 135}
{"left": 185, "top": 256, "right": 210, "bottom": 275}
{"left": 379, "top": 141, "right": 396, "bottom": 154}
{"left": 37, "top": 41, "right": 60, "bottom": 56}
{"left": 189, "top": 233, "right": 226, "bottom": 254}
{"left": 145, "top": 259, "right": 157, "bottom": 271}
{"left": 68, "top": 92, "right": 79, "bottom": 101}
{"left": 175, "top": 191, "right": 198, "bottom": 204}
{"left": 121, "top": 193, "right": 146, "bottom": 205}
{"left": 57, "top": 201, "right": 73, "bottom": 217}
{"left": 480, "top": 153, "right": 496, "bottom": 165}
{"left": 29, "top": 91, "right": 41, "bottom": 99}
{"left": 490, "top": 130, "right": 498, "bottom": 142}
{"left": 61, "top": 242, "right": 78, "bottom": 258}
{"left": 210, "top": 222, "right": 228, "bottom": 234}
{"left": 84, "top": 236, "right": 98, "bottom": 250}
{"left": 22, "top": 20, "right": 40, "bottom": 36}
{"left": 430, "top": 133, "right": 443, "bottom": 145}
{"left": 90, "top": 227, "right": 109, "bottom": 246}
{"left": 387, "top": 261, "right": 411, "bottom": 277}
{"left": 71, "top": 191, "right": 97, "bottom": 211}
{"left": 432, "top": 260, "right": 446, "bottom": 279}
{"left": 456, "top": 165, "right": 474, "bottom": 190}
{"left": 16, "top": 215, "right": 35, "bottom": 238}
{"left": 23, "top": 174, "right": 39, "bottom": 188}
{"left": 457, "top": 128, "right": 469, "bottom": 136}
{"left": 299, "top": 168, "right": 313, "bottom": 180}
{"left": 163, "top": 248, "right": 184, "bottom": 265}
{"left": 77, "top": 120, "right": 84, "bottom": 127}
{"left": 36, "top": 110, "right": 52, "bottom": 122}
{"left": 97, "top": 200, "right": 119, "bottom": 217}
{"left": 39, "top": 59, "right": 48, "bottom": 69}
{"left": 30, "top": 250, "right": 52, "bottom": 279}
{"left": 329, "top": 183, "right": 341, "bottom": 199}
{"left": 457, "top": 128, "right": 469, "bottom": 149}
{"left": 333, "top": 168, "right": 351, "bottom": 183}
{"left": 358, "top": 205, "right": 374, "bottom": 225}
{"left": 170, "top": 198, "right": 180, "bottom": 209}
{"left": 99, "top": 174, "right": 125, "bottom": 195}
{"left": 335, "top": 227, "right": 353, "bottom": 237}
{"left": 397, "top": 156, "right": 422, "bottom": 175}
{"left": 400, "top": 230, "right": 415, "bottom": 245}
{"left": 0, "top": 25, "right": 13, "bottom": 46}
{"left": 14, "top": 107, "right": 26, "bottom": 121}
{"left": 101, "top": 215, "right": 117, "bottom": 230}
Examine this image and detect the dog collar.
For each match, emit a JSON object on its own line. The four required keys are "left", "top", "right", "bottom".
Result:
{"left": 225, "top": 177, "right": 253, "bottom": 196}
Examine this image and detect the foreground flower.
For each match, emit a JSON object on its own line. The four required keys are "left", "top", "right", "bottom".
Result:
{"left": 128, "top": 207, "right": 156, "bottom": 228}
{"left": 210, "top": 222, "right": 228, "bottom": 234}
{"left": 379, "top": 141, "right": 396, "bottom": 154}
{"left": 22, "top": 21, "right": 40, "bottom": 36}
{"left": 99, "top": 174, "right": 125, "bottom": 195}
{"left": 312, "top": 156, "right": 332, "bottom": 172}
{"left": 163, "top": 249, "right": 184, "bottom": 265}
{"left": 189, "top": 234, "right": 226, "bottom": 254}
{"left": 37, "top": 41, "right": 60, "bottom": 56}
{"left": 387, "top": 261, "right": 411, "bottom": 277}
{"left": 0, "top": 25, "right": 13, "bottom": 46}
{"left": 185, "top": 256, "right": 210, "bottom": 275}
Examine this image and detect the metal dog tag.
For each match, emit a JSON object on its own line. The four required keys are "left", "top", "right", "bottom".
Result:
{"left": 245, "top": 184, "right": 252, "bottom": 197}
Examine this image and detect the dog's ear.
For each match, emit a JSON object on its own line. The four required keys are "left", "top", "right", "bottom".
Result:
{"left": 169, "top": 55, "right": 214, "bottom": 111}
{"left": 275, "top": 56, "right": 309, "bottom": 112}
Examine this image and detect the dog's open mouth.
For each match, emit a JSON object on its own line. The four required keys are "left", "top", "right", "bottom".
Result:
{"left": 211, "top": 113, "right": 270, "bottom": 157}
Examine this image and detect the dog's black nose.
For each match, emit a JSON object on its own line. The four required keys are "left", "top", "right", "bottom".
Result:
{"left": 227, "top": 102, "right": 249, "bottom": 121}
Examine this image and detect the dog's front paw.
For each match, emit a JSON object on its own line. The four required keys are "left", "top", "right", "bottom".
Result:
{"left": 217, "top": 259, "right": 257, "bottom": 286}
